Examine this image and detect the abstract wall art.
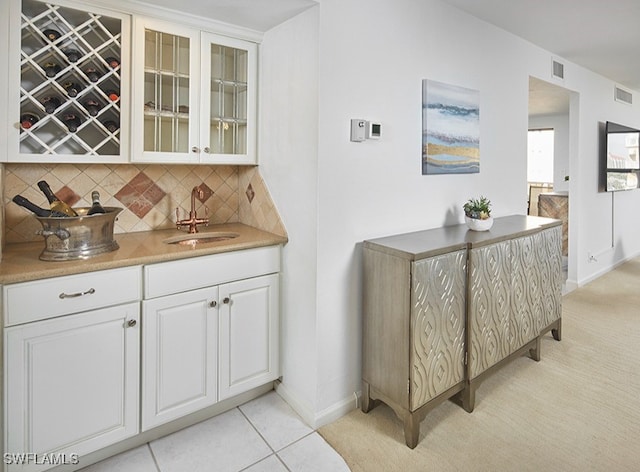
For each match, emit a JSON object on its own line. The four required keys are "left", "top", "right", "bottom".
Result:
{"left": 422, "top": 79, "right": 480, "bottom": 174}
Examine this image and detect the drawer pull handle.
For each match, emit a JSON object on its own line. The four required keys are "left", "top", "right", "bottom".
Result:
{"left": 59, "top": 288, "right": 96, "bottom": 299}
{"left": 127, "top": 319, "right": 137, "bottom": 327}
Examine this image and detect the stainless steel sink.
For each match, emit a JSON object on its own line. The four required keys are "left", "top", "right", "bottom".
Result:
{"left": 163, "top": 232, "right": 240, "bottom": 246}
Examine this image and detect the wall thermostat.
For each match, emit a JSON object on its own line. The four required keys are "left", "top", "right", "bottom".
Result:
{"left": 350, "top": 119, "right": 381, "bottom": 142}
{"left": 366, "top": 122, "right": 381, "bottom": 139}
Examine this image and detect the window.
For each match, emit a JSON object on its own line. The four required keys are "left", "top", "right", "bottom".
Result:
{"left": 527, "top": 129, "right": 554, "bottom": 183}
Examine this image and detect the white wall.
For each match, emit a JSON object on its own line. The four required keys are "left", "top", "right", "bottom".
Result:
{"left": 259, "top": 7, "right": 321, "bottom": 421}
{"left": 262, "top": 0, "right": 640, "bottom": 426}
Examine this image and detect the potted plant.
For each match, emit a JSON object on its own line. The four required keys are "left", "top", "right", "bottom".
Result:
{"left": 463, "top": 196, "right": 493, "bottom": 231}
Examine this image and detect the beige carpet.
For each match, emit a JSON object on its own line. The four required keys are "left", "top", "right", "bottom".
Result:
{"left": 319, "top": 257, "right": 640, "bottom": 472}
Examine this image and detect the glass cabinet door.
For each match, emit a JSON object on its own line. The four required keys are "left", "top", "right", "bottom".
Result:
{"left": 201, "top": 33, "right": 256, "bottom": 164}
{"left": 134, "top": 19, "right": 199, "bottom": 162}
{"left": 143, "top": 30, "right": 191, "bottom": 154}
{"left": 133, "top": 22, "right": 255, "bottom": 164}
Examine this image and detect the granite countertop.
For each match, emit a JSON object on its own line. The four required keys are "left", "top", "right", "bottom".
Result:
{"left": 0, "top": 223, "right": 288, "bottom": 285}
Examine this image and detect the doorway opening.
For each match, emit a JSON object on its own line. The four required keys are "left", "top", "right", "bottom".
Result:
{"left": 527, "top": 128, "right": 555, "bottom": 216}
{"left": 528, "top": 76, "right": 573, "bottom": 285}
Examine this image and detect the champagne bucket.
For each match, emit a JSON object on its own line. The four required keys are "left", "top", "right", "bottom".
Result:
{"left": 35, "top": 207, "right": 122, "bottom": 261}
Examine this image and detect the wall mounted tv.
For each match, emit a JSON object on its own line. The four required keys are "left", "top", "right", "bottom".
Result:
{"left": 602, "top": 121, "right": 640, "bottom": 192}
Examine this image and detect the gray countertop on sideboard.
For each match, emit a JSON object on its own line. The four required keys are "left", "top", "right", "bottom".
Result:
{"left": 363, "top": 215, "right": 562, "bottom": 260}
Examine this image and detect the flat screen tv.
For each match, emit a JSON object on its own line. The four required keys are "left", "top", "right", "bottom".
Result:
{"left": 602, "top": 121, "right": 640, "bottom": 191}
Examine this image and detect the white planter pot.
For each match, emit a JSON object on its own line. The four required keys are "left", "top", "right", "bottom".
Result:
{"left": 465, "top": 216, "right": 493, "bottom": 231}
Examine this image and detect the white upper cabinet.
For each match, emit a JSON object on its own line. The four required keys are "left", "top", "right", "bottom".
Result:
{"left": 7, "top": 0, "right": 130, "bottom": 163}
{"left": 132, "top": 17, "right": 257, "bottom": 164}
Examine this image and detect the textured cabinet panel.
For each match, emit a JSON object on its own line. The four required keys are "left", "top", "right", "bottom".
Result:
{"left": 468, "top": 241, "right": 511, "bottom": 379}
{"left": 411, "top": 250, "right": 466, "bottom": 408}
{"left": 510, "top": 234, "right": 541, "bottom": 350}
{"left": 538, "top": 226, "right": 563, "bottom": 328}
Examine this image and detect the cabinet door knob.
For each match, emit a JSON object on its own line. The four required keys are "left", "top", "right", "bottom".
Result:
{"left": 209, "top": 300, "right": 217, "bottom": 308}
{"left": 203, "top": 147, "right": 210, "bottom": 154}
{"left": 223, "top": 297, "right": 230, "bottom": 304}
{"left": 127, "top": 319, "right": 137, "bottom": 327}
{"left": 191, "top": 146, "right": 200, "bottom": 153}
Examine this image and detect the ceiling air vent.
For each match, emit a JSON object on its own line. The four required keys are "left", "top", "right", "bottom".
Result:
{"left": 614, "top": 85, "right": 633, "bottom": 105}
{"left": 552, "top": 59, "right": 564, "bottom": 80}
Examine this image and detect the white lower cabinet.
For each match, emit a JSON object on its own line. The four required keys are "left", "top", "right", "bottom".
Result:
{"left": 2, "top": 245, "right": 281, "bottom": 470}
{"left": 4, "top": 303, "right": 140, "bottom": 472}
{"left": 141, "top": 246, "right": 281, "bottom": 431}
{"left": 219, "top": 273, "right": 279, "bottom": 400}
{"left": 141, "top": 287, "right": 219, "bottom": 430}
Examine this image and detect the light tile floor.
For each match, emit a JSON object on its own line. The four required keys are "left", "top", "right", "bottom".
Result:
{"left": 79, "top": 391, "right": 350, "bottom": 472}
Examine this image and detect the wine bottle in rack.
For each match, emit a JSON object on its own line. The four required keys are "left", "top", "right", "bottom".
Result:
{"left": 104, "top": 57, "right": 120, "bottom": 69}
{"left": 84, "top": 67, "right": 101, "bottom": 82}
{"left": 37, "top": 181, "right": 79, "bottom": 217}
{"left": 42, "top": 96, "right": 62, "bottom": 113}
{"left": 63, "top": 49, "right": 81, "bottom": 62}
{"left": 103, "top": 120, "right": 119, "bottom": 133}
{"left": 62, "top": 81, "right": 83, "bottom": 97}
{"left": 12, "top": 195, "right": 68, "bottom": 218}
{"left": 83, "top": 99, "right": 102, "bottom": 116}
{"left": 43, "top": 62, "right": 62, "bottom": 78}
{"left": 87, "top": 191, "right": 107, "bottom": 215}
{"left": 63, "top": 114, "right": 82, "bottom": 133}
{"left": 105, "top": 89, "right": 119, "bottom": 101}
{"left": 42, "top": 29, "right": 61, "bottom": 42}
{"left": 20, "top": 112, "right": 40, "bottom": 129}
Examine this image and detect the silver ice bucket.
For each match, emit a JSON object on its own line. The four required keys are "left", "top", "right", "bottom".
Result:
{"left": 35, "top": 207, "right": 122, "bottom": 261}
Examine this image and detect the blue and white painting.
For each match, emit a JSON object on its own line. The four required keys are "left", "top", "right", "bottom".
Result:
{"left": 422, "top": 79, "right": 480, "bottom": 174}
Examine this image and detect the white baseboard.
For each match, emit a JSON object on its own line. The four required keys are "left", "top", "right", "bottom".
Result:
{"left": 274, "top": 381, "right": 316, "bottom": 427}
{"left": 275, "top": 381, "right": 358, "bottom": 429}
{"left": 313, "top": 392, "right": 358, "bottom": 429}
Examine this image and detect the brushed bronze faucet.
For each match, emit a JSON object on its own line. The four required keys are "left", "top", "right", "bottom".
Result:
{"left": 176, "top": 186, "right": 209, "bottom": 233}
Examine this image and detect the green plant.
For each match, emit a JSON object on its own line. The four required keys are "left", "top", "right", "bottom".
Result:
{"left": 463, "top": 196, "right": 492, "bottom": 220}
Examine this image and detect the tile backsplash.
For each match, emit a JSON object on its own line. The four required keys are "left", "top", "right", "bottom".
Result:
{"left": 3, "top": 163, "right": 286, "bottom": 244}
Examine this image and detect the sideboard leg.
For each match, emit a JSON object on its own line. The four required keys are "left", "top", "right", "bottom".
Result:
{"left": 403, "top": 412, "right": 419, "bottom": 449}
{"left": 361, "top": 381, "right": 373, "bottom": 413}
{"left": 552, "top": 318, "right": 562, "bottom": 341}
{"left": 461, "top": 383, "right": 475, "bottom": 413}
{"left": 529, "top": 336, "right": 541, "bottom": 362}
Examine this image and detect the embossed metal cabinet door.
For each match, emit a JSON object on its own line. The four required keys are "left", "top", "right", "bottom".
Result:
{"left": 537, "top": 226, "right": 563, "bottom": 329}
{"left": 510, "top": 234, "right": 541, "bottom": 351}
{"left": 410, "top": 250, "right": 466, "bottom": 410}
{"left": 468, "top": 241, "right": 512, "bottom": 379}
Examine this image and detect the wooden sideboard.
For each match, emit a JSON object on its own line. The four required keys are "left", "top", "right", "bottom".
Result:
{"left": 538, "top": 192, "right": 568, "bottom": 256}
{"left": 361, "top": 215, "right": 562, "bottom": 448}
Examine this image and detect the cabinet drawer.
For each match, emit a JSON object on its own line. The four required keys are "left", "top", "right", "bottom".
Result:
{"left": 144, "top": 246, "right": 280, "bottom": 299}
{"left": 3, "top": 266, "right": 142, "bottom": 326}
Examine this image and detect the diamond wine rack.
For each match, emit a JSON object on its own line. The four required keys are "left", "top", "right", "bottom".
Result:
{"left": 18, "top": 0, "right": 125, "bottom": 158}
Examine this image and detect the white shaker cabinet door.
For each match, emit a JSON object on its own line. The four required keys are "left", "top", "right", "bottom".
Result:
{"left": 4, "top": 303, "right": 140, "bottom": 472}
{"left": 141, "top": 286, "right": 218, "bottom": 431}
{"left": 219, "top": 274, "right": 279, "bottom": 400}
